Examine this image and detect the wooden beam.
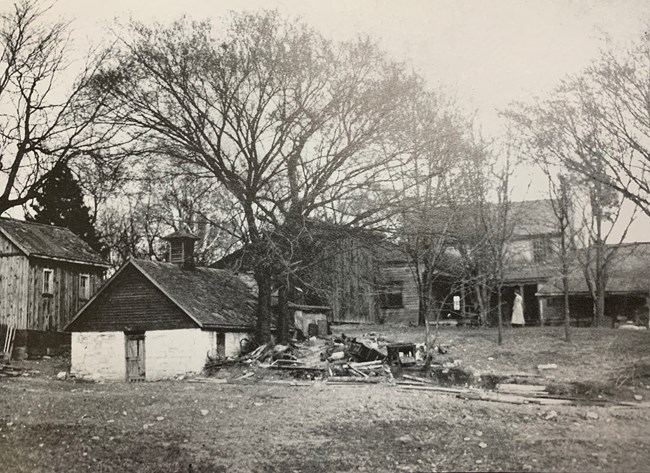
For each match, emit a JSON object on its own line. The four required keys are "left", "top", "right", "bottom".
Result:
{"left": 538, "top": 283, "right": 545, "bottom": 326}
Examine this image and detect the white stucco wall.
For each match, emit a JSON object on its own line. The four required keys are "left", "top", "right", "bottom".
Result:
{"left": 145, "top": 328, "right": 213, "bottom": 380}
{"left": 145, "top": 329, "right": 252, "bottom": 379}
{"left": 71, "top": 328, "right": 253, "bottom": 381}
{"left": 224, "top": 331, "right": 251, "bottom": 358}
{"left": 71, "top": 332, "right": 126, "bottom": 380}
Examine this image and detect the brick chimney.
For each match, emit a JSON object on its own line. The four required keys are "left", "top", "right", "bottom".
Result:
{"left": 163, "top": 230, "right": 199, "bottom": 269}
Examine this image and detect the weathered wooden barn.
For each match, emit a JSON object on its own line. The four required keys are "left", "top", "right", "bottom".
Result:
{"left": 0, "top": 217, "right": 109, "bottom": 353}
{"left": 65, "top": 233, "right": 256, "bottom": 381}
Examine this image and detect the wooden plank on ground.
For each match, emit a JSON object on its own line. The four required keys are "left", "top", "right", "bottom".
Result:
{"left": 268, "top": 365, "right": 324, "bottom": 372}
{"left": 403, "top": 374, "right": 435, "bottom": 384}
{"left": 188, "top": 378, "right": 228, "bottom": 384}
{"left": 326, "top": 376, "right": 384, "bottom": 384}
{"left": 347, "top": 366, "right": 369, "bottom": 378}
{"left": 459, "top": 391, "right": 529, "bottom": 405}
{"left": 261, "top": 380, "right": 312, "bottom": 386}
{"left": 399, "top": 384, "right": 469, "bottom": 394}
{"left": 497, "top": 383, "right": 548, "bottom": 393}
{"left": 396, "top": 380, "right": 427, "bottom": 386}
{"left": 349, "top": 361, "right": 384, "bottom": 368}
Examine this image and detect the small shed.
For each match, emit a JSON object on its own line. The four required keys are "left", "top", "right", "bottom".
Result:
{"left": 65, "top": 240, "right": 256, "bottom": 380}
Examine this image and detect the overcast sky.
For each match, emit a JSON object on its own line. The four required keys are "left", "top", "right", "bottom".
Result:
{"left": 47, "top": 0, "right": 650, "bottom": 240}
{"left": 52, "top": 0, "right": 650, "bottom": 126}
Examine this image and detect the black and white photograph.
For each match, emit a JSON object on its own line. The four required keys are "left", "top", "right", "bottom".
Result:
{"left": 1, "top": 0, "right": 650, "bottom": 471}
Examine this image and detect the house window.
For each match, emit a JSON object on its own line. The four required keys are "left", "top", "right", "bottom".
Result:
{"left": 379, "top": 282, "right": 404, "bottom": 309}
{"left": 532, "top": 237, "right": 552, "bottom": 263}
{"left": 79, "top": 274, "right": 90, "bottom": 300}
{"left": 42, "top": 269, "right": 54, "bottom": 295}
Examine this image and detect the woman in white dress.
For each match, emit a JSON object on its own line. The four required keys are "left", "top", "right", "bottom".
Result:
{"left": 511, "top": 289, "right": 525, "bottom": 327}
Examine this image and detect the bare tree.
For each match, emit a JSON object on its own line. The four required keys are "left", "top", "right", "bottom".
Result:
{"left": 576, "top": 177, "right": 637, "bottom": 327}
{"left": 441, "top": 141, "right": 515, "bottom": 344}
{"left": 96, "top": 162, "right": 243, "bottom": 269}
{"left": 504, "top": 28, "right": 650, "bottom": 215}
{"left": 507, "top": 87, "right": 638, "bottom": 328}
{"left": 90, "top": 12, "right": 439, "bottom": 343}
{"left": 382, "top": 93, "right": 469, "bottom": 326}
{"left": 0, "top": 0, "right": 130, "bottom": 215}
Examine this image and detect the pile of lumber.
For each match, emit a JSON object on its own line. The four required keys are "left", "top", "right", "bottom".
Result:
{"left": 326, "top": 360, "right": 393, "bottom": 384}
{"left": 0, "top": 363, "right": 23, "bottom": 378}
{"left": 204, "top": 343, "right": 303, "bottom": 374}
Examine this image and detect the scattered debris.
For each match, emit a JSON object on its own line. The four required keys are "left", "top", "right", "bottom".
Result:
{"left": 544, "top": 410, "right": 558, "bottom": 420}
{"left": 236, "top": 372, "right": 255, "bottom": 380}
{"left": 386, "top": 343, "right": 416, "bottom": 366}
{"left": 0, "top": 363, "right": 24, "bottom": 378}
{"left": 56, "top": 371, "right": 67, "bottom": 380}
{"left": 537, "top": 364, "right": 558, "bottom": 371}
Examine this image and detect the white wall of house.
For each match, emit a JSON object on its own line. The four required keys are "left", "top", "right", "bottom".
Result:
{"left": 71, "top": 331, "right": 126, "bottom": 379}
{"left": 70, "top": 328, "right": 252, "bottom": 381}
{"left": 508, "top": 240, "right": 533, "bottom": 262}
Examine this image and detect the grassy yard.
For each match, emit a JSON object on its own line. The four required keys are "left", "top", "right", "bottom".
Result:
{"left": 1, "top": 326, "right": 649, "bottom": 472}
{"left": 335, "top": 324, "right": 650, "bottom": 388}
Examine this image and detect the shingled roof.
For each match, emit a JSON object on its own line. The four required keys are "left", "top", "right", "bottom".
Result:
{"left": 537, "top": 242, "right": 650, "bottom": 296}
{"left": 66, "top": 258, "right": 257, "bottom": 331}
{"left": 509, "top": 199, "right": 560, "bottom": 238}
{"left": 0, "top": 217, "right": 108, "bottom": 267}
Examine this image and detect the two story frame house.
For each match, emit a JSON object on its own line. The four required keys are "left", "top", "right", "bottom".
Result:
{"left": 499, "top": 199, "right": 566, "bottom": 326}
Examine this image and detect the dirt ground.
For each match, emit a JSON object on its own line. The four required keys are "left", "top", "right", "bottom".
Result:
{"left": 1, "top": 326, "right": 650, "bottom": 472}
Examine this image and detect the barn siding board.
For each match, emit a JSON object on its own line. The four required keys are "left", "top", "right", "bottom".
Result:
{"left": 327, "top": 241, "right": 378, "bottom": 324}
{"left": 0, "top": 233, "right": 28, "bottom": 330}
{"left": 378, "top": 266, "right": 420, "bottom": 325}
{"left": 69, "top": 265, "right": 197, "bottom": 332}
{"left": 26, "top": 258, "right": 104, "bottom": 333}
{"left": 0, "top": 221, "right": 107, "bottom": 352}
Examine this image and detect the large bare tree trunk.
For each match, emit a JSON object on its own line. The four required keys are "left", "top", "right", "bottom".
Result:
{"left": 255, "top": 267, "right": 273, "bottom": 344}
{"left": 276, "top": 284, "right": 291, "bottom": 344}
{"left": 475, "top": 282, "right": 490, "bottom": 327}
{"left": 418, "top": 268, "right": 434, "bottom": 326}
{"left": 594, "top": 243, "right": 607, "bottom": 327}
{"left": 562, "top": 274, "right": 571, "bottom": 340}
{"left": 496, "top": 283, "right": 503, "bottom": 345}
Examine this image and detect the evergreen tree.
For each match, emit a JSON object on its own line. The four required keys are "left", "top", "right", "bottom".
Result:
{"left": 26, "top": 164, "right": 105, "bottom": 255}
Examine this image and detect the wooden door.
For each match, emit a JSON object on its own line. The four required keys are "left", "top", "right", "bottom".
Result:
{"left": 125, "top": 333, "right": 145, "bottom": 381}
{"left": 216, "top": 332, "right": 226, "bottom": 358}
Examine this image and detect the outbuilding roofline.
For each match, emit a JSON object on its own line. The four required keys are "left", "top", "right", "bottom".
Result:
{"left": 64, "top": 258, "right": 204, "bottom": 332}
{"left": 65, "top": 257, "right": 257, "bottom": 332}
{"left": 0, "top": 217, "right": 110, "bottom": 268}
